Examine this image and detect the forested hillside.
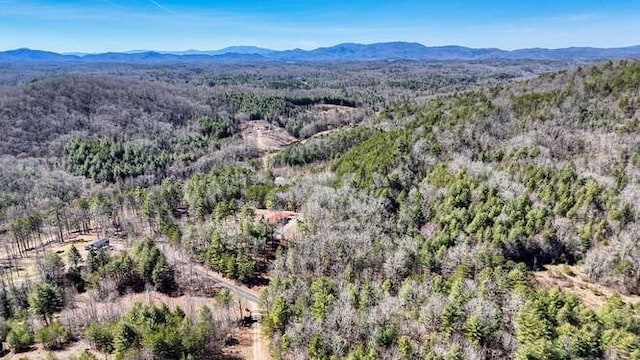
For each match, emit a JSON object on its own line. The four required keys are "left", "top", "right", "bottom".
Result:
{"left": 0, "top": 59, "right": 638, "bottom": 359}
{"left": 262, "top": 60, "right": 640, "bottom": 359}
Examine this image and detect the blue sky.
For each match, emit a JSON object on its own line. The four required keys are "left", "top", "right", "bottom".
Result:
{"left": 1, "top": 0, "right": 640, "bottom": 52}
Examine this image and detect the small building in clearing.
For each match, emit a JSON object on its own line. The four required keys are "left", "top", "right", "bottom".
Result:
{"left": 85, "top": 238, "right": 110, "bottom": 251}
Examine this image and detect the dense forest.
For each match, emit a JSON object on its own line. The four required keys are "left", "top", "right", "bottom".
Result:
{"left": 0, "top": 58, "right": 639, "bottom": 359}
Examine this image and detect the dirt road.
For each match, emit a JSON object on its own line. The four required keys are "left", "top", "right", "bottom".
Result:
{"left": 158, "top": 241, "right": 270, "bottom": 360}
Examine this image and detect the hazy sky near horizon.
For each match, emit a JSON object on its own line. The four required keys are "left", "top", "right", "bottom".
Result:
{"left": 1, "top": 0, "right": 640, "bottom": 52}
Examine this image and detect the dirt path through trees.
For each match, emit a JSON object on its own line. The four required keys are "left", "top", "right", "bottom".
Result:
{"left": 158, "top": 241, "right": 270, "bottom": 360}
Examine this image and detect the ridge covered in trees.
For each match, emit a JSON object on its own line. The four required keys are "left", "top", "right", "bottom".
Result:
{"left": 261, "top": 60, "right": 640, "bottom": 359}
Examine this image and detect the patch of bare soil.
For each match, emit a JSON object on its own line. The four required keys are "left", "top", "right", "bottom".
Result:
{"left": 224, "top": 319, "right": 269, "bottom": 360}
{"left": 307, "top": 104, "right": 355, "bottom": 116}
{"left": 241, "top": 121, "right": 297, "bottom": 152}
{"left": 3, "top": 341, "right": 102, "bottom": 360}
{"left": 535, "top": 264, "right": 640, "bottom": 309}
{"left": 0, "top": 233, "right": 104, "bottom": 286}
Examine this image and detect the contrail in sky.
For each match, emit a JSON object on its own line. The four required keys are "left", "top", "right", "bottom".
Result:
{"left": 147, "top": 0, "right": 172, "bottom": 13}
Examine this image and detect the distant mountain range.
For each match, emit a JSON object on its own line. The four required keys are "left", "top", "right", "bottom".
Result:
{"left": 3, "top": 42, "right": 640, "bottom": 63}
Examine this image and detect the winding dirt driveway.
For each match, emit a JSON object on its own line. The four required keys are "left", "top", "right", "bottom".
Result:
{"left": 158, "top": 241, "right": 270, "bottom": 360}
